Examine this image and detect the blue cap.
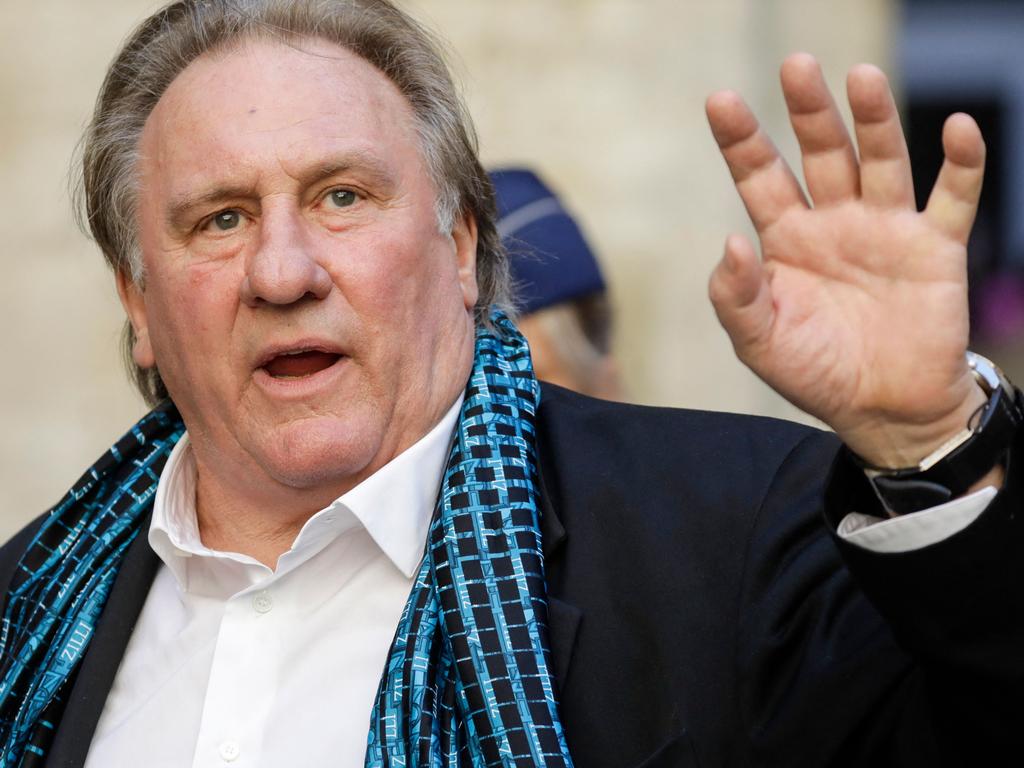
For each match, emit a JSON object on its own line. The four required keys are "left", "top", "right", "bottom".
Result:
{"left": 490, "top": 168, "right": 606, "bottom": 315}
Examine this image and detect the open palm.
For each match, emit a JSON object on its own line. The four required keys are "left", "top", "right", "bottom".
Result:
{"left": 706, "top": 54, "right": 987, "bottom": 467}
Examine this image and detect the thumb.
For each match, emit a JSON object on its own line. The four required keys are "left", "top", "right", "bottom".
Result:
{"left": 708, "top": 234, "right": 775, "bottom": 357}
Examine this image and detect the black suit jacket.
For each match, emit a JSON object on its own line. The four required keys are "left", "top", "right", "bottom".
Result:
{"left": 2, "top": 384, "right": 1021, "bottom": 767}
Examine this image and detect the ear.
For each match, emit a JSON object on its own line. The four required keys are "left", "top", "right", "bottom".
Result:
{"left": 115, "top": 269, "right": 156, "bottom": 369}
{"left": 451, "top": 210, "right": 479, "bottom": 311}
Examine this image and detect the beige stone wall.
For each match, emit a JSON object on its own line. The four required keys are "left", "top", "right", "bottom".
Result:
{"left": 0, "top": 0, "right": 894, "bottom": 539}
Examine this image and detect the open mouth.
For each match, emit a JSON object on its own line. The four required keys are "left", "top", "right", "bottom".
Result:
{"left": 260, "top": 350, "right": 343, "bottom": 379}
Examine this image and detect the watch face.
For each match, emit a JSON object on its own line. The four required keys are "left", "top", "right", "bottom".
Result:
{"left": 967, "top": 351, "right": 1006, "bottom": 398}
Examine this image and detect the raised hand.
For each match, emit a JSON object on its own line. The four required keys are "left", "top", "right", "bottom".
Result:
{"left": 706, "top": 53, "right": 988, "bottom": 468}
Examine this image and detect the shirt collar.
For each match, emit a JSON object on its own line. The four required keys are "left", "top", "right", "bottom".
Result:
{"left": 149, "top": 435, "right": 202, "bottom": 589}
{"left": 149, "top": 395, "right": 462, "bottom": 586}
{"left": 341, "top": 395, "right": 461, "bottom": 578}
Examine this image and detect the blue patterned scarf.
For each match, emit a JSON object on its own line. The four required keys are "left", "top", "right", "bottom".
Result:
{"left": 0, "top": 312, "right": 573, "bottom": 767}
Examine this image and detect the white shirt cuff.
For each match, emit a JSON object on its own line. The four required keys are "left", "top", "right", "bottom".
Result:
{"left": 836, "top": 486, "right": 998, "bottom": 553}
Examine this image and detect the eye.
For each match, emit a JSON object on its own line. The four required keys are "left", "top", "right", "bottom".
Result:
{"left": 210, "top": 210, "right": 241, "bottom": 231}
{"left": 326, "top": 188, "right": 358, "bottom": 209}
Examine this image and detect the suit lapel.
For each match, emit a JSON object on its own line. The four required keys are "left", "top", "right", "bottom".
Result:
{"left": 47, "top": 518, "right": 161, "bottom": 768}
{"left": 537, "top": 449, "right": 583, "bottom": 691}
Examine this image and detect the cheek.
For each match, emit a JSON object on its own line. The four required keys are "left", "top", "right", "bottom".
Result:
{"left": 145, "top": 265, "right": 239, "bottom": 370}
{"left": 328, "top": 227, "right": 455, "bottom": 319}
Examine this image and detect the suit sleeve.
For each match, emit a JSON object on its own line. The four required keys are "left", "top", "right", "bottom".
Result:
{"left": 826, "top": 426, "right": 1024, "bottom": 764}
{"left": 734, "top": 428, "right": 1023, "bottom": 767}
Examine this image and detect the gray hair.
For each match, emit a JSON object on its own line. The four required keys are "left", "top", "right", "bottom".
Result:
{"left": 75, "top": 0, "right": 509, "bottom": 405}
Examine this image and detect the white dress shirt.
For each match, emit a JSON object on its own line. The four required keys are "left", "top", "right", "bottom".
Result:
{"left": 838, "top": 486, "right": 996, "bottom": 552}
{"left": 83, "top": 393, "right": 994, "bottom": 767}
{"left": 85, "top": 397, "right": 462, "bottom": 768}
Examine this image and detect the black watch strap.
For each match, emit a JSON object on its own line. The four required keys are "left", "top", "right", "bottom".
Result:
{"left": 858, "top": 353, "right": 1023, "bottom": 516}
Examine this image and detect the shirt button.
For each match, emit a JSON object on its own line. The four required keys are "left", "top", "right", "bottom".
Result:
{"left": 219, "top": 741, "right": 241, "bottom": 762}
{"left": 252, "top": 591, "right": 273, "bottom": 614}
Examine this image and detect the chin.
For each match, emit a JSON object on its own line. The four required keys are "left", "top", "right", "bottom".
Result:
{"left": 254, "top": 414, "right": 383, "bottom": 492}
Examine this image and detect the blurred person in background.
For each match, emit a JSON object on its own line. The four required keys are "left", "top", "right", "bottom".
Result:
{"left": 491, "top": 168, "right": 625, "bottom": 400}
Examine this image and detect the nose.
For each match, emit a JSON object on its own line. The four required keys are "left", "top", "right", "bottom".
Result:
{"left": 240, "top": 206, "right": 333, "bottom": 307}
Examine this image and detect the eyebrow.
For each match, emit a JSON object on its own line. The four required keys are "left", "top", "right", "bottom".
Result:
{"left": 164, "top": 150, "right": 399, "bottom": 233}
{"left": 166, "top": 183, "right": 259, "bottom": 233}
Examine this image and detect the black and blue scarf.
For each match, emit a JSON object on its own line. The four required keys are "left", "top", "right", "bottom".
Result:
{"left": 0, "top": 312, "right": 573, "bottom": 767}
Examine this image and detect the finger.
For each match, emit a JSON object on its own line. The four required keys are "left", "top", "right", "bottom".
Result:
{"left": 707, "top": 90, "right": 809, "bottom": 233}
{"left": 847, "top": 64, "right": 915, "bottom": 208}
{"left": 924, "top": 113, "right": 986, "bottom": 244}
{"left": 708, "top": 234, "right": 776, "bottom": 356}
{"left": 780, "top": 53, "right": 860, "bottom": 206}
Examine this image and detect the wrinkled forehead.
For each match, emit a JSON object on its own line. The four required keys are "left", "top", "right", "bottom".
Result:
{"left": 148, "top": 34, "right": 419, "bottom": 144}
{"left": 136, "top": 35, "right": 430, "bottom": 202}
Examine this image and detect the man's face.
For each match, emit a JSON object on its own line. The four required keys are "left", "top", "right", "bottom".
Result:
{"left": 120, "top": 38, "right": 478, "bottom": 511}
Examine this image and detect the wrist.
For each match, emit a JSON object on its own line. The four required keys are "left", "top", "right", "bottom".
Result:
{"left": 849, "top": 352, "right": 1021, "bottom": 516}
{"left": 847, "top": 381, "right": 988, "bottom": 470}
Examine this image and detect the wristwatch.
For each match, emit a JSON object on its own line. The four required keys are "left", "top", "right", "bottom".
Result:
{"left": 858, "top": 352, "right": 1023, "bottom": 516}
